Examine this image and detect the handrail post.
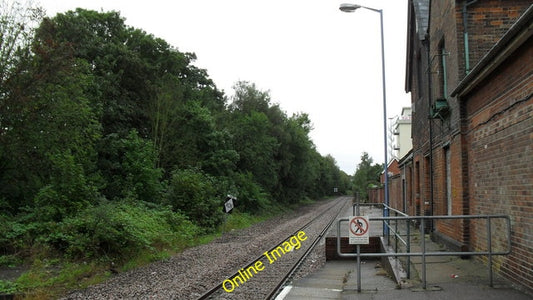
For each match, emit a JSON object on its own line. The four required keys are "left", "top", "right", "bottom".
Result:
{"left": 355, "top": 201, "right": 361, "bottom": 292}
{"left": 421, "top": 218, "right": 426, "bottom": 289}
{"left": 394, "top": 212, "right": 399, "bottom": 258}
{"left": 407, "top": 218, "right": 411, "bottom": 278}
{"left": 506, "top": 216, "right": 511, "bottom": 254}
{"left": 357, "top": 245, "right": 361, "bottom": 292}
{"left": 487, "top": 216, "right": 493, "bottom": 287}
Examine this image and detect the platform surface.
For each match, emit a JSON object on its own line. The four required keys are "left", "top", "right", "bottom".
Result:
{"left": 277, "top": 200, "right": 532, "bottom": 300}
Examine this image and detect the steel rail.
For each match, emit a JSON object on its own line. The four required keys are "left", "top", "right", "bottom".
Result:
{"left": 263, "top": 197, "right": 347, "bottom": 299}
{"left": 196, "top": 196, "right": 348, "bottom": 300}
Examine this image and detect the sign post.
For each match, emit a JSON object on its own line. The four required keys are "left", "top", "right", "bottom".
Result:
{"left": 348, "top": 214, "right": 369, "bottom": 293}
{"left": 222, "top": 195, "right": 237, "bottom": 234}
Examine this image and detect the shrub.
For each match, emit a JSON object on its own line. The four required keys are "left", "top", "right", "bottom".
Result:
{"left": 232, "top": 172, "right": 270, "bottom": 213}
{"left": 33, "top": 152, "right": 98, "bottom": 222}
{"left": 45, "top": 202, "right": 198, "bottom": 259}
{"left": 165, "top": 168, "right": 223, "bottom": 229}
{"left": 0, "top": 214, "right": 43, "bottom": 257}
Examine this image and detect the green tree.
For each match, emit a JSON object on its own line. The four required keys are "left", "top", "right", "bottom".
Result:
{"left": 231, "top": 111, "right": 279, "bottom": 191}
{"left": 37, "top": 7, "right": 228, "bottom": 184}
{"left": 352, "top": 152, "right": 383, "bottom": 201}
{"left": 39, "top": 8, "right": 224, "bottom": 138}
{"left": 276, "top": 113, "right": 316, "bottom": 203}
{"left": 0, "top": 1, "right": 43, "bottom": 88}
{"left": 0, "top": 0, "right": 45, "bottom": 211}
{"left": 98, "top": 130, "right": 163, "bottom": 202}
{"left": 150, "top": 74, "right": 184, "bottom": 166}
{"left": 157, "top": 100, "right": 227, "bottom": 173}
{"left": 0, "top": 45, "right": 101, "bottom": 214}
{"left": 310, "top": 154, "right": 341, "bottom": 197}
{"left": 228, "top": 82, "right": 280, "bottom": 195}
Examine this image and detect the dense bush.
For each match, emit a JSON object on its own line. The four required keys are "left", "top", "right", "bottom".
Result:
{"left": 59, "top": 202, "right": 197, "bottom": 258}
{"left": 231, "top": 172, "right": 270, "bottom": 213}
{"left": 0, "top": 202, "right": 199, "bottom": 259}
{"left": 165, "top": 168, "right": 223, "bottom": 229}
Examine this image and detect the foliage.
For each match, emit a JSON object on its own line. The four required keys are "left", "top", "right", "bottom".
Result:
{"left": 0, "top": 279, "right": 18, "bottom": 294}
{"left": 0, "top": 55, "right": 101, "bottom": 211}
{"left": 231, "top": 172, "right": 270, "bottom": 213}
{"left": 33, "top": 151, "right": 97, "bottom": 222}
{"left": 165, "top": 168, "right": 223, "bottom": 229}
{"left": 0, "top": 5, "right": 353, "bottom": 296}
{"left": 352, "top": 152, "right": 383, "bottom": 201}
{"left": 0, "top": 202, "right": 198, "bottom": 261}
{"left": 51, "top": 202, "right": 197, "bottom": 258}
{"left": 98, "top": 130, "right": 164, "bottom": 202}
{"left": 0, "top": 0, "right": 44, "bottom": 87}
{"left": 230, "top": 109, "right": 279, "bottom": 192}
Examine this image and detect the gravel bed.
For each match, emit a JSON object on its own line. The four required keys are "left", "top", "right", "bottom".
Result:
{"left": 62, "top": 197, "right": 350, "bottom": 300}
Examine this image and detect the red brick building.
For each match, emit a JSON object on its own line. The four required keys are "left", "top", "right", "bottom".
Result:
{"left": 403, "top": 0, "right": 532, "bottom": 293}
{"left": 368, "top": 159, "right": 400, "bottom": 205}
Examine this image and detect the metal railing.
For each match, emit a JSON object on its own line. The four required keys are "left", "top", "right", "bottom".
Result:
{"left": 339, "top": 202, "right": 511, "bottom": 292}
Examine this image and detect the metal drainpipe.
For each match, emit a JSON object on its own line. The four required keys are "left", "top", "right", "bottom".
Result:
{"left": 425, "top": 37, "right": 434, "bottom": 233}
{"left": 463, "top": 0, "right": 479, "bottom": 75}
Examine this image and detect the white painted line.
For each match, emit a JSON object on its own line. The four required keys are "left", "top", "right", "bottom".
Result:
{"left": 274, "top": 285, "right": 293, "bottom": 300}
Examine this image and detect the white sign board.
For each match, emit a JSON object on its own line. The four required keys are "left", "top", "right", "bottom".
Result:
{"left": 224, "top": 198, "right": 234, "bottom": 213}
{"left": 349, "top": 216, "right": 370, "bottom": 244}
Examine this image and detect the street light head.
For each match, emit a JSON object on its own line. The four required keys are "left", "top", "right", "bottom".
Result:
{"left": 339, "top": 3, "right": 361, "bottom": 13}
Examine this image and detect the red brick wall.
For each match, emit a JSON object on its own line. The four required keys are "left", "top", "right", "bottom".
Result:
{"left": 456, "top": 0, "right": 532, "bottom": 75}
{"left": 389, "top": 174, "right": 402, "bottom": 210}
{"left": 405, "top": 164, "right": 415, "bottom": 216}
{"left": 368, "top": 187, "right": 383, "bottom": 204}
{"left": 397, "top": 160, "right": 415, "bottom": 215}
{"left": 369, "top": 160, "right": 402, "bottom": 207}
{"left": 429, "top": 0, "right": 463, "bottom": 129}
{"left": 433, "top": 137, "right": 470, "bottom": 245}
{"left": 407, "top": 0, "right": 532, "bottom": 291}
{"left": 464, "top": 37, "right": 533, "bottom": 293}
{"left": 424, "top": 0, "right": 531, "bottom": 251}
{"left": 433, "top": 147, "right": 446, "bottom": 215}
{"left": 412, "top": 154, "right": 432, "bottom": 217}
{"left": 427, "top": 0, "right": 469, "bottom": 243}
{"left": 406, "top": 0, "right": 431, "bottom": 221}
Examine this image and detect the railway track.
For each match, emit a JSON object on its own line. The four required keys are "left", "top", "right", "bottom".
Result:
{"left": 197, "top": 196, "right": 350, "bottom": 300}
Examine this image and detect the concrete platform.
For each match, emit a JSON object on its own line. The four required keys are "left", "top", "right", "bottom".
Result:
{"left": 277, "top": 200, "right": 532, "bottom": 300}
{"left": 277, "top": 260, "right": 397, "bottom": 300}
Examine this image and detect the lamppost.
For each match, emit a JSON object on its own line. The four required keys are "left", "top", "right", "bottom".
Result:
{"left": 339, "top": 3, "right": 389, "bottom": 233}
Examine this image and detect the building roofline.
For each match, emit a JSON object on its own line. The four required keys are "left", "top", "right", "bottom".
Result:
{"left": 398, "top": 149, "right": 413, "bottom": 167}
{"left": 405, "top": 0, "right": 430, "bottom": 93}
{"left": 451, "top": 4, "right": 533, "bottom": 97}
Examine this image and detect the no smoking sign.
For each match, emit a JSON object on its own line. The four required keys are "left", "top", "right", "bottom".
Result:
{"left": 349, "top": 216, "right": 369, "bottom": 244}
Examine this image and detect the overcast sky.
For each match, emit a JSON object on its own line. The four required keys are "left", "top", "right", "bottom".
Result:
{"left": 37, "top": 0, "right": 411, "bottom": 175}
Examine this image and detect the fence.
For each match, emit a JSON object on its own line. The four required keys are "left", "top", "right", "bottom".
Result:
{"left": 338, "top": 202, "right": 511, "bottom": 292}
